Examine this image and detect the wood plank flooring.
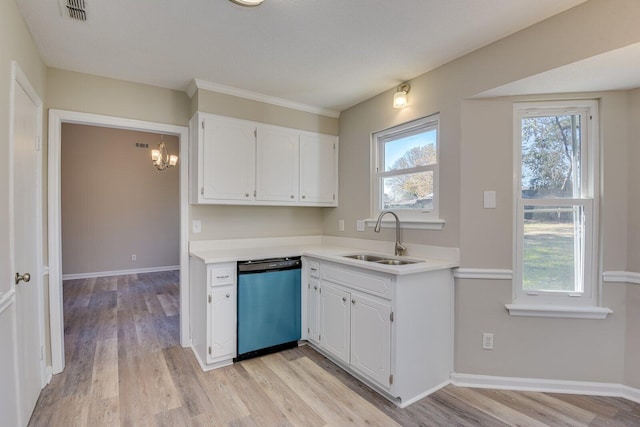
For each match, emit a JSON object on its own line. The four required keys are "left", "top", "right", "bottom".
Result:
{"left": 29, "top": 271, "right": 640, "bottom": 426}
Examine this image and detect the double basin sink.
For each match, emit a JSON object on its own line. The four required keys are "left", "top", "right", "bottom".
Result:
{"left": 342, "top": 254, "right": 422, "bottom": 265}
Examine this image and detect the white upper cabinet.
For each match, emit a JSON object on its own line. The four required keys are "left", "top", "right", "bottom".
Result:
{"left": 256, "top": 126, "right": 299, "bottom": 202}
{"left": 190, "top": 112, "right": 338, "bottom": 206}
{"left": 300, "top": 133, "right": 338, "bottom": 205}
{"left": 191, "top": 114, "right": 257, "bottom": 202}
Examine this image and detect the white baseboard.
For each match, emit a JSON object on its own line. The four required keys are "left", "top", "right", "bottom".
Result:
{"left": 450, "top": 372, "right": 640, "bottom": 404}
{"left": 62, "top": 265, "right": 179, "bottom": 280}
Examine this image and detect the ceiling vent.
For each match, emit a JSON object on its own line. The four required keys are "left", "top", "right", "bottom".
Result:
{"left": 63, "top": 0, "right": 87, "bottom": 21}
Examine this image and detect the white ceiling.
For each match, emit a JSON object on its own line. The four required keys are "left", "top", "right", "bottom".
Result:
{"left": 17, "top": 0, "right": 588, "bottom": 114}
{"left": 476, "top": 42, "right": 640, "bottom": 98}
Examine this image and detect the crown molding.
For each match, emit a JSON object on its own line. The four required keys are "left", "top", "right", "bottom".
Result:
{"left": 188, "top": 79, "right": 340, "bottom": 119}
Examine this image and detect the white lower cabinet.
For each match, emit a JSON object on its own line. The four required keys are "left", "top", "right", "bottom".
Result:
{"left": 208, "top": 284, "right": 236, "bottom": 364}
{"left": 305, "top": 257, "right": 454, "bottom": 407}
{"left": 319, "top": 282, "right": 350, "bottom": 365}
{"left": 190, "top": 257, "right": 237, "bottom": 370}
{"left": 350, "top": 290, "right": 392, "bottom": 389}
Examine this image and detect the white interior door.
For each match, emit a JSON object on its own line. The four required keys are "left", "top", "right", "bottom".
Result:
{"left": 12, "top": 65, "right": 43, "bottom": 426}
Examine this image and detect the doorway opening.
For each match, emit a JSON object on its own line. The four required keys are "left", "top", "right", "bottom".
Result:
{"left": 48, "top": 110, "right": 189, "bottom": 374}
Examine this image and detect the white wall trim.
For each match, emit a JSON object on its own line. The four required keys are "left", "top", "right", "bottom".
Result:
{"left": 450, "top": 372, "right": 640, "bottom": 404}
{"left": 504, "top": 303, "right": 612, "bottom": 319}
{"left": 62, "top": 265, "right": 180, "bottom": 280}
{"left": 48, "top": 109, "right": 190, "bottom": 375}
{"left": 453, "top": 268, "right": 513, "bottom": 280}
{"left": 603, "top": 271, "right": 640, "bottom": 284}
{"left": 189, "top": 78, "right": 341, "bottom": 119}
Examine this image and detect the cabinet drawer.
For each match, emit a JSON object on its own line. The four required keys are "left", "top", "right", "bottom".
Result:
{"left": 308, "top": 260, "right": 320, "bottom": 278}
{"left": 209, "top": 263, "right": 235, "bottom": 286}
{"left": 321, "top": 263, "right": 392, "bottom": 300}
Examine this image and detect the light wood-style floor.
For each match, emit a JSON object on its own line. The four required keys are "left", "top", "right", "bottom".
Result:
{"left": 29, "top": 271, "right": 640, "bottom": 426}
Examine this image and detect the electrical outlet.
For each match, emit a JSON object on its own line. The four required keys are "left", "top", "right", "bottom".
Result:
{"left": 338, "top": 219, "right": 345, "bottom": 232}
{"left": 356, "top": 220, "right": 365, "bottom": 232}
{"left": 131, "top": 254, "right": 137, "bottom": 262}
{"left": 482, "top": 332, "right": 494, "bottom": 350}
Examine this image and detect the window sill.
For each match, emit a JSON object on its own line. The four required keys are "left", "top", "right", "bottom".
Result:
{"left": 505, "top": 304, "right": 612, "bottom": 319}
{"left": 364, "top": 219, "right": 445, "bottom": 231}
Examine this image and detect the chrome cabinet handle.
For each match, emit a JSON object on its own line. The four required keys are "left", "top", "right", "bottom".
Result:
{"left": 290, "top": 195, "right": 294, "bottom": 199}
{"left": 313, "top": 285, "right": 318, "bottom": 290}
{"left": 226, "top": 293, "right": 230, "bottom": 298}
{"left": 310, "top": 267, "right": 318, "bottom": 271}
{"left": 216, "top": 275, "right": 230, "bottom": 279}
{"left": 351, "top": 299, "right": 356, "bottom": 305}
{"left": 342, "top": 297, "right": 347, "bottom": 302}
{"left": 302, "top": 195, "right": 306, "bottom": 199}
{"left": 15, "top": 272, "right": 31, "bottom": 285}
{"left": 245, "top": 193, "right": 250, "bottom": 197}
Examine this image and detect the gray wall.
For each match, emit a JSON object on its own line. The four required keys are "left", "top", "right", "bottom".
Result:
{"left": 61, "top": 124, "right": 179, "bottom": 275}
{"left": 336, "top": 0, "right": 640, "bottom": 386}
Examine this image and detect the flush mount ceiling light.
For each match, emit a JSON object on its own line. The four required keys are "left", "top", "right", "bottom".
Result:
{"left": 229, "top": 0, "right": 264, "bottom": 6}
{"left": 151, "top": 136, "right": 178, "bottom": 171}
{"left": 393, "top": 83, "right": 410, "bottom": 109}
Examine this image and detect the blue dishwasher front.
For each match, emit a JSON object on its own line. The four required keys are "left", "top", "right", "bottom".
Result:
{"left": 236, "top": 257, "right": 301, "bottom": 360}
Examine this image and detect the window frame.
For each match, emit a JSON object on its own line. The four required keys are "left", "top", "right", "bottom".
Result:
{"left": 512, "top": 100, "right": 601, "bottom": 310}
{"left": 371, "top": 114, "right": 441, "bottom": 225}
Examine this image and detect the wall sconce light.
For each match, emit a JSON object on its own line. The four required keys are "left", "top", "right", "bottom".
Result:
{"left": 151, "top": 135, "right": 178, "bottom": 170}
{"left": 393, "top": 83, "right": 410, "bottom": 109}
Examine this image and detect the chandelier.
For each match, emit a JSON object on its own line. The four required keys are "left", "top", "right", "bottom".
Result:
{"left": 151, "top": 136, "right": 178, "bottom": 170}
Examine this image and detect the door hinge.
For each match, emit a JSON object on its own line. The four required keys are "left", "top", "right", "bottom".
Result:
{"left": 201, "top": 121, "right": 205, "bottom": 129}
{"left": 201, "top": 187, "right": 204, "bottom": 196}
{"left": 254, "top": 129, "right": 257, "bottom": 138}
{"left": 40, "top": 345, "right": 44, "bottom": 361}
{"left": 253, "top": 190, "right": 256, "bottom": 197}
{"left": 390, "top": 312, "right": 394, "bottom": 322}
{"left": 208, "top": 346, "right": 212, "bottom": 355}
{"left": 319, "top": 335, "right": 321, "bottom": 341}
{"left": 208, "top": 294, "right": 212, "bottom": 303}
{"left": 319, "top": 288, "right": 322, "bottom": 294}
{"left": 35, "top": 136, "right": 41, "bottom": 151}
{"left": 333, "top": 143, "right": 336, "bottom": 150}
{"left": 333, "top": 194, "right": 336, "bottom": 201}
{"left": 389, "top": 374, "right": 394, "bottom": 385}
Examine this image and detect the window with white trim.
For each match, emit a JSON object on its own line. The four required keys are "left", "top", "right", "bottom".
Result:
{"left": 372, "top": 114, "right": 439, "bottom": 223}
{"left": 512, "top": 101, "right": 600, "bottom": 310}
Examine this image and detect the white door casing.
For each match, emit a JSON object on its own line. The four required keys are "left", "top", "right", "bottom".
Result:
{"left": 10, "top": 61, "right": 45, "bottom": 427}
{"left": 48, "top": 110, "right": 190, "bottom": 374}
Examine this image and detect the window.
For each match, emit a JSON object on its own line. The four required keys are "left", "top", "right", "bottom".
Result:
{"left": 511, "top": 100, "right": 606, "bottom": 317}
{"left": 372, "top": 114, "right": 440, "bottom": 225}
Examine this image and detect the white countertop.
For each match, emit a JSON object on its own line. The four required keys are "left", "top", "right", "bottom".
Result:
{"left": 189, "top": 239, "right": 458, "bottom": 276}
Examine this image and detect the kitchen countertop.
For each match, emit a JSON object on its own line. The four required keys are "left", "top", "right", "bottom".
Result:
{"left": 190, "top": 243, "right": 457, "bottom": 276}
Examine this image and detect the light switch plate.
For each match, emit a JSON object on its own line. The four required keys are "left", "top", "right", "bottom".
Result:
{"left": 484, "top": 191, "right": 496, "bottom": 209}
{"left": 192, "top": 220, "right": 202, "bottom": 233}
{"left": 356, "top": 220, "right": 365, "bottom": 232}
{"left": 338, "top": 219, "right": 345, "bottom": 232}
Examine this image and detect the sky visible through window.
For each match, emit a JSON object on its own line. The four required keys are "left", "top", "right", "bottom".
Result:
{"left": 384, "top": 130, "right": 436, "bottom": 171}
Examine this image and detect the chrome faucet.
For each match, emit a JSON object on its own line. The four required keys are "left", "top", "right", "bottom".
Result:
{"left": 374, "top": 210, "right": 407, "bottom": 256}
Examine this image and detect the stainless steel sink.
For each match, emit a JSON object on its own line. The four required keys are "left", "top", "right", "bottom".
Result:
{"left": 342, "top": 254, "right": 386, "bottom": 262}
{"left": 342, "top": 254, "right": 422, "bottom": 265}
{"left": 373, "top": 259, "right": 419, "bottom": 265}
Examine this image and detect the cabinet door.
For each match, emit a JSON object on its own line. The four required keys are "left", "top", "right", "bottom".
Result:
{"left": 320, "top": 282, "right": 350, "bottom": 364}
{"left": 208, "top": 284, "right": 236, "bottom": 363}
{"left": 299, "top": 133, "right": 337, "bottom": 204}
{"left": 350, "top": 291, "right": 392, "bottom": 390}
{"left": 202, "top": 116, "right": 256, "bottom": 201}
{"left": 256, "top": 126, "right": 299, "bottom": 202}
{"left": 307, "top": 278, "right": 320, "bottom": 344}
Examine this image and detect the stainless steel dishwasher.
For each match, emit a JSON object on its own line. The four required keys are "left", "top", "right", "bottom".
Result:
{"left": 236, "top": 256, "right": 301, "bottom": 361}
